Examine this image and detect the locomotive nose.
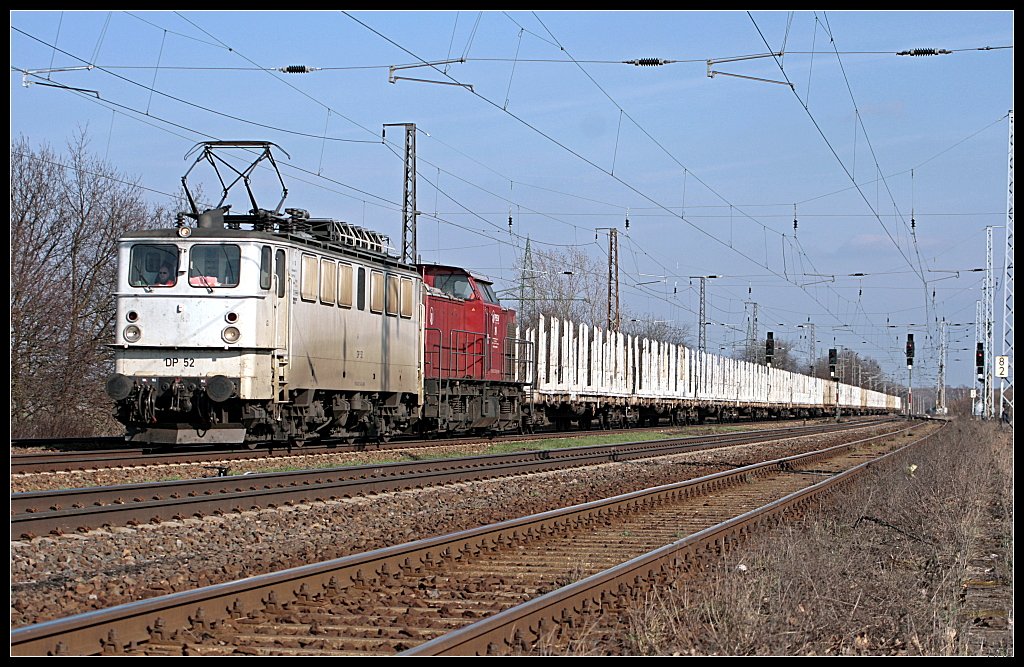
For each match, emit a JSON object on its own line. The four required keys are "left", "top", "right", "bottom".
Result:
{"left": 106, "top": 373, "right": 134, "bottom": 401}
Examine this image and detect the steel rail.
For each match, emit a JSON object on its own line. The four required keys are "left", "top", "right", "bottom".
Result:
{"left": 10, "top": 417, "right": 888, "bottom": 474}
{"left": 406, "top": 424, "right": 943, "bottom": 655}
{"left": 10, "top": 421, "right": 927, "bottom": 656}
{"left": 12, "top": 419, "right": 894, "bottom": 539}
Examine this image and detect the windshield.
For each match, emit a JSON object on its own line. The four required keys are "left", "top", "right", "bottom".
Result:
{"left": 129, "top": 244, "right": 179, "bottom": 287}
{"left": 433, "top": 272, "right": 474, "bottom": 300}
{"left": 189, "top": 244, "right": 241, "bottom": 288}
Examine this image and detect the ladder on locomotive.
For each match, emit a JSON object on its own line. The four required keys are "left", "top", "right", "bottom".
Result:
{"left": 274, "top": 352, "right": 289, "bottom": 404}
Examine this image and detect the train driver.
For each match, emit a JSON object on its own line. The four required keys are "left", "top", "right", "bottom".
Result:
{"left": 155, "top": 265, "right": 176, "bottom": 286}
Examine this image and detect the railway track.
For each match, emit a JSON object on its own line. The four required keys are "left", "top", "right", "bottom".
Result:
{"left": 11, "top": 420, "right": 942, "bottom": 656}
{"left": 11, "top": 435, "right": 508, "bottom": 474}
{"left": 8, "top": 417, "right": 870, "bottom": 474}
{"left": 11, "top": 419, "right": 893, "bottom": 539}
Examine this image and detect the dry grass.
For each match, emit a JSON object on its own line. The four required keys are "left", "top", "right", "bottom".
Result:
{"left": 549, "top": 419, "right": 1013, "bottom": 656}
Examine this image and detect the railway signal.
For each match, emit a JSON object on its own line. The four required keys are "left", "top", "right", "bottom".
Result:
{"left": 905, "top": 333, "right": 915, "bottom": 368}
{"left": 976, "top": 342, "right": 985, "bottom": 379}
{"left": 765, "top": 331, "right": 774, "bottom": 366}
{"left": 828, "top": 348, "right": 837, "bottom": 377}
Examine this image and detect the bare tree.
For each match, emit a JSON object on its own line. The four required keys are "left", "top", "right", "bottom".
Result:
{"left": 621, "top": 314, "right": 691, "bottom": 347}
{"left": 809, "top": 349, "right": 890, "bottom": 390}
{"left": 736, "top": 336, "right": 802, "bottom": 372}
{"left": 11, "top": 132, "right": 165, "bottom": 438}
{"left": 510, "top": 245, "right": 692, "bottom": 348}
{"left": 514, "top": 245, "right": 607, "bottom": 328}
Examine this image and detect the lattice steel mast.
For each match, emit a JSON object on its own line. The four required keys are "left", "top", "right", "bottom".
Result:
{"left": 1001, "top": 110, "right": 1014, "bottom": 427}
{"left": 384, "top": 123, "right": 417, "bottom": 264}
{"left": 607, "top": 228, "right": 620, "bottom": 331}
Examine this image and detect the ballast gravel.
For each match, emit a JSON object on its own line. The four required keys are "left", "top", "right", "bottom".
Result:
{"left": 10, "top": 425, "right": 897, "bottom": 628}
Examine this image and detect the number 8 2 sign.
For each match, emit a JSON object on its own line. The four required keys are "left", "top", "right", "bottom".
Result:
{"left": 995, "top": 355, "right": 1009, "bottom": 378}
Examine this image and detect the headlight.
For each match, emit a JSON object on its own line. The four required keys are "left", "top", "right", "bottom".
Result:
{"left": 221, "top": 326, "right": 241, "bottom": 344}
{"left": 123, "top": 325, "right": 142, "bottom": 343}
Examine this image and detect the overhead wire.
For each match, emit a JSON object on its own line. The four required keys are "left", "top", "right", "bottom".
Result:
{"left": 747, "top": 13, "right": 926, "bottom": 284}
{"left": 13, "top": 27, "right": 379, "bottom": 144}
{"left": 16, "top": 13, "right": 998, "bottom": 381}
{"left": 135, "top": 13, "right": 618, "bottom": 258}
{"left": 26, "top": 13, "right": 1005, "bottom": 254}
{"left": 341, "top": 11, "right": 877, "bottom": 342}
{"left": 745, "top": 11, "right": 943, "bottom": 372}
{"left": 525, "top": 14, "right": 894, "bottom": 357}
{"left": 524, "top": 12, "right": 902, "bottom": 346}
{"left": 172, "top": 12, "right": 384, "bottom": 144}
{"left": 14, "top": 17, "right": 611, "bottom": 287}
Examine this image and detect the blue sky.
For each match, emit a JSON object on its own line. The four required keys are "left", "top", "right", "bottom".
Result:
{"left": 10, "top": 10, "right": 1014, "bottom": 390}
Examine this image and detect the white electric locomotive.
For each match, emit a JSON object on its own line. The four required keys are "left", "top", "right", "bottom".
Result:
{"left": 106, "top": 142, "right": 423, "bottom": 445}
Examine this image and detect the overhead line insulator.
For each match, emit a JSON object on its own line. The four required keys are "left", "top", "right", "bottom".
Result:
{"left": 896, "top": 48, "right": 952, "bottom": 57}
{"left": 625, "top": 58, "right": 673, "bottom": 66}
{"left": 279, "top": 65, "right": 320, "bottom": 74}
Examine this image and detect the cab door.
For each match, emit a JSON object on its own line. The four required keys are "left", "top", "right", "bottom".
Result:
{"left": 272, "top": 248, "right": 290, "bottom": 402}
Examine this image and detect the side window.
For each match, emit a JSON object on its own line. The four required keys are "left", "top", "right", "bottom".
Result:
{"left": 385, "top": 274, "right": 400, "bottom": 317}
{"left": 275, "top": 249, "right": 286, "bottom": 298}
{"left": 400, "top": 277, "right": 414, "bottom": 319}
{"left": 260, "top": 246, "right": 272, "bottom": 290}
{"left": 357, "top": 267, "right": 366, "bottom": 311}
{"left": 370, "top": 270, "right": 385, "bottom": 314}
{"left": 300, "top": 254, "right": 318, "bottom": 302}
{"left": 338, "top": 263, "right": 353, "bottom": 308}
{"left": 320, "top": 259, "right": 336, "bottom": 305}
{"left": 479, "top": 281, "right": 500, "bottom": 304}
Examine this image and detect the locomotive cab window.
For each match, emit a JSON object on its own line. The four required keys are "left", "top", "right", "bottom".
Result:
{"left": 434, "top": 272, "right": 474, "bottom": 300}
{"left": 129, "top": 244, "right": 179, "bottom": 288}
{"left": 188, "top": 244, "right": 240, "bottom": 288}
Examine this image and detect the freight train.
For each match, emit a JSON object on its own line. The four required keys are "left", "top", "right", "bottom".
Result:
{"left": 105, "top": 142, "right": 900, "bottom": 446}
